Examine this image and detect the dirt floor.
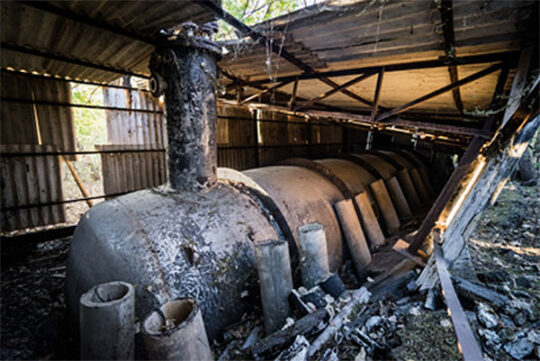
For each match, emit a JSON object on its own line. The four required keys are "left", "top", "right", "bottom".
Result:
{"left": 1, "top": 142, "right": 538, "bottom": 360}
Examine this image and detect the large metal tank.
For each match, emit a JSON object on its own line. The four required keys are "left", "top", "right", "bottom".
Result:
{"left": 65, "top": 24, "right": 433, "bottom": 340}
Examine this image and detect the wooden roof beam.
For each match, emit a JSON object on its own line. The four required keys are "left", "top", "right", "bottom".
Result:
{"left": 376, "top": 62, "right": 503, "bottom": 122}
{"left": 242, "top": 52, "right": 517, "bottom": 86}
{"left": 439, "top": 0, "right": 464, "bottom": 116}
{"left": 294, "top": 71, "right": 376, "bottom": 111}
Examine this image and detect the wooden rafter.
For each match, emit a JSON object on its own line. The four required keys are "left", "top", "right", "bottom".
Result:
{"left": 239, "top": 79, "right": 294, "bottom": 105}
{"left": 439, "top": 0, "right": 464, "bottom": 115}
{"left": 294, "top": 72, "right": 376, "bottom": 111}
{"left": 405, "top": 58, "right": 524, "bottom": 253}
{"left": 243, "top": 52, "right": 516, "bottom": 86}
{"left": 288, "top": 76, "right": 299, "bottom": 110}
{"left": 370, "top": 68, "right": 385, "bottom": 121}
{"left": 376, "top": 62, "right": 503, "bottom": 122}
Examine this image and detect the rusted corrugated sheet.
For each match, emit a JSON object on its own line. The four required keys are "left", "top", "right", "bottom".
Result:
{"left": 96, "top": 145, "right": 167, "bottom": 197}
{"left": 1, "top": 144, "right": 65, "bottom": 231}
{"left": 1, "top": 1, "right": 216, "bottom": 82}
{"left": 103, "top": 86, "right": 166, "bottom": 146}
{"left": 1, "top": 72, "right": 77, "bottom": 159}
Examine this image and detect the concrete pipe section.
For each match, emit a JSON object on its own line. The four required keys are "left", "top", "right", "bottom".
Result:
{"left": 142, "top": 298, "right": 212, "bottom": 361}
{"left": 79, "top": 281, "right": 135, "bottom": 360}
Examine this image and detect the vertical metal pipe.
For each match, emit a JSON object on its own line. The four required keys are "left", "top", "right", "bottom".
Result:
{"left": 79, "top": 281, "right": 135, "bottom": 360}
{"left": 297, "top": 223, "right": 331, "bottom": 288}
{"left": 149, "top": 22, "right": 221, "bottom": 192}
{"left": 255, "top": 239, "right": 293, "bottom": 334}
{"left": 142, "top": 298, "right": 213, "bottom": 361}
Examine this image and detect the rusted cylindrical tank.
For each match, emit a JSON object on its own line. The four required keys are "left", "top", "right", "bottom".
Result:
{"left": 65, "top": 20, "right": 433, "bottom": 344}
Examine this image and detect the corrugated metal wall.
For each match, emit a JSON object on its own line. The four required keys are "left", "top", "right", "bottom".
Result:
{"left": 96, "top": 145, "right": 167, "bottom": 197}
{"left": 103, "top": 85, "right": 166, "bottom": 146}
{"left": 1, "top": 145, "right": 65, "bottom": 231}
{"left": 99, "top": 84, "right": 167, "bottom": 194}
{"left": 98, "top": 97, "right": 347, "bottom": 197}
{"left": 0, "top": 73, "right": 74, "bottom": 231}
{"left": 1, "top": 73, "right": 77, "bottom": 158}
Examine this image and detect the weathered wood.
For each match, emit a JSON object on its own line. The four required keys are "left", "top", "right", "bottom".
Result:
{"left": 307, "top": 288, "right": 370, "bottom": 358}
{"left": 452, "top": 276, "right": 509, "bottom": 309}
{"left": 61, "top": 155, "right": 93, "bottom": 207}
{"left": 502, "top": 47, "right": 532, "bottom": 128}
{"left": 434, "top": 241, "right": 484, "bottom": 361}
{"left": 406, "top": 136, "right": 485, "bottom": 252}
{"left": 439, "top": 0, "right": 464, "bottom": 115}
{"left": 251, "top": 308, "right": 329, "bottom": 359}
{"left": 245, "top": 52, "right": 517, "bottom": 86}
{"left": 370, "top": 68, "right": 384, "bottom": 122}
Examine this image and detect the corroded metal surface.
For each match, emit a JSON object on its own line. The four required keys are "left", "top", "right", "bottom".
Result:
{"left": 66, "top": 183, "right": 279, "bottom": 340}
{"left": 243, "top": 165, "right": 345, "bottom": 271}
{"left": 149, "top": 22, "right": 220, "bottom": 192}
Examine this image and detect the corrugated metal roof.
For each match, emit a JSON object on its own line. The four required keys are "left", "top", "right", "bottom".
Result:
{"left": 1, "top": 1, "right": 216, "bottom": 82}
{"left": 220, "top": 0, "right": 534, "bottom": 114}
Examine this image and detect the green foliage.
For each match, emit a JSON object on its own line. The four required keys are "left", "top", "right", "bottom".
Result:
{"left": 217, "top": 0, "right": 320, "bottom": 40}
{"left": 70, "top": 84, "right": 107, "bottom": 151}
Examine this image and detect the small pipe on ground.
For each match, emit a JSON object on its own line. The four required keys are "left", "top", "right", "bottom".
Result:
{"left": 255, "top": 239, "right": 294, "bottom": 335}
{"left": 297, "top": 223, "right": 331, "bottom": 289}
{"left": 79, "top": 281, "right": 135, "bottom": 360}
{"left": 142, "top": 298, "right": 213, "bottom": 361}
{"left": 334, "top": 199, "right": 372, "bottom": 276}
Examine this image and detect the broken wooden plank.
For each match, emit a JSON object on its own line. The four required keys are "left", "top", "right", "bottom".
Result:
{"left": 251, "top": 308, "right": 329, "bottom": 359}
{"left": 452, "top": 276, "right": 509, "bottom": 309}
{"left": 307, "top": 287, "right": 370, "bottom": 358}
{"left": 434, "top": 240, "right": 484, "bottom": 361}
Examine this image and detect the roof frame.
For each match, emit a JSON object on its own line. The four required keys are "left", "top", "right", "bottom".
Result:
{"left": 242, "top": 52, "right": 517, "bottom": 86}
{"left": 375, "top": 62, "right": 504, "bottom": 122}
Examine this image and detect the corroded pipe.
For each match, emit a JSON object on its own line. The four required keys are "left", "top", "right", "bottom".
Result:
{"left": 149, "top": 22, "right": 221, "bottom": 192}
